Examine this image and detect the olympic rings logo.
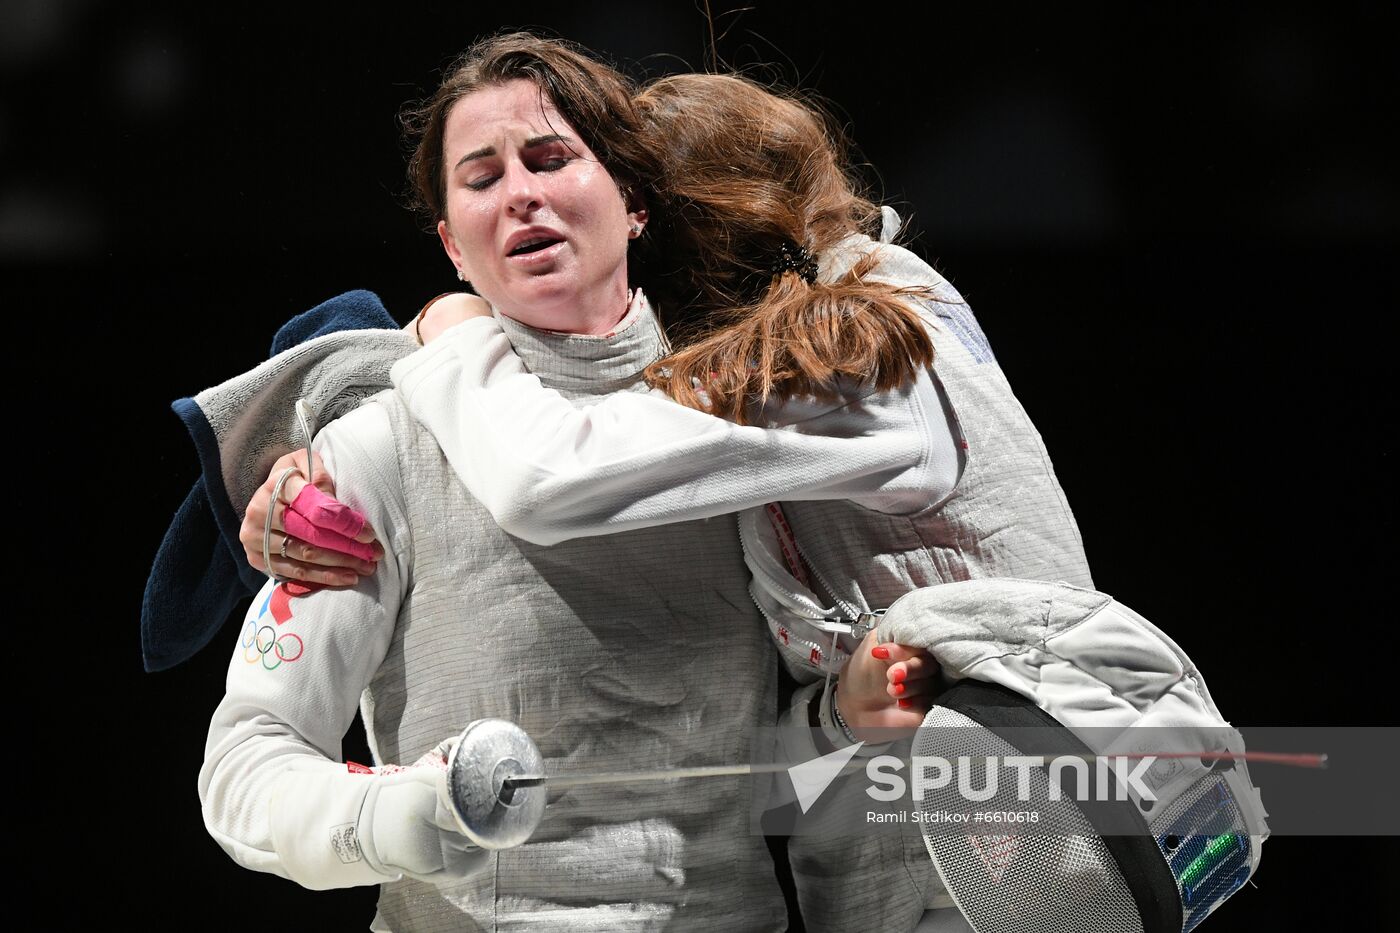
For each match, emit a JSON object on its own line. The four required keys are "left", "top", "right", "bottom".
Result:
{"left": 242, "top": 620, "right": 304, "bottom": 670}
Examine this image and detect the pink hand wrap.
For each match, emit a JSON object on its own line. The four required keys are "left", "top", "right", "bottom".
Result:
{"left": 284, "top": 485, "right": 377, "bottom": 561}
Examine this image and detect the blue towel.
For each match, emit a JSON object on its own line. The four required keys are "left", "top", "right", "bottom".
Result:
{"left": 141, "top": 290, "right": 401, "bottom": 672}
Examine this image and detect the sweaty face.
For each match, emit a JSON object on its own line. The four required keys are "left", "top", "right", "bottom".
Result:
{"left": 437, "top": 80, "right": 645, "bottom": 334}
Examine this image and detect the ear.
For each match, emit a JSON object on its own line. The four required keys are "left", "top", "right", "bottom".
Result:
{"left": 620, "top": 183, "right": 648, "bottom": 238}
{"left": 437, "top": 219, "right": 471, "bottom": 279}
{"left": 626, "top": 203, "right": 649, "bottom": 239}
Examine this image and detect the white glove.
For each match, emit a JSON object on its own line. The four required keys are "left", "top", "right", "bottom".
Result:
{"left": 269, "top": 736, "right": 489, "bottom": 889}
{"left": 359, "top": 764, "right": 489, "bottom": 883}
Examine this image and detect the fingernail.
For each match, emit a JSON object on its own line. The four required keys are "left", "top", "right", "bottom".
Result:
{"left": 897, "top": 698, "right": 912, "bottom": 709}
{"left": 891, "top": 668, "right": 907, "bottom": 685}
{"left": 339, "top": 574, "right": 358, "bottom": 586}
{"left": 893, "top": 683, "right": 906, "bottom": 696}
{"left": 359, "top": 562, "right": 377, "bottom": 574}
{"left": 871, "top": 646, "right": 890, "bottom": 659}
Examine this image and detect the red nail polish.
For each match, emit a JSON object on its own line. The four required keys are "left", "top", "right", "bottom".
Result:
{"left": 871, "top": 646, "right": 891, "bottom": 659}
{"left": 893, "top": 683, "right": 906, "bottom": 696}
{"left": 897, "top": 698, "right": 912, "bottom": 709}
{"left": 891, "top": 668, "right": 907, "bottom": 685}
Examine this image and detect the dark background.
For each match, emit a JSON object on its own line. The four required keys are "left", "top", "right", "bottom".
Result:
{"left": 8, "top": 1, "right": 1394, "bottom": 929}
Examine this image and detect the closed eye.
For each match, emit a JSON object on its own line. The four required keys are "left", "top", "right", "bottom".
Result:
{"left": 456, "top": 136, "right": 579, "bottom": 191}
{"left": 465, "top": 158, "right": 564, "bottom": 190}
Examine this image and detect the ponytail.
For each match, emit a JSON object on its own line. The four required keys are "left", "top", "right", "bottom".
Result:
{"left": 635, "top": 73, "right": 939, "bottom": 423}
{"left": 644, "top": 253, "right": 934, "bottom": 425}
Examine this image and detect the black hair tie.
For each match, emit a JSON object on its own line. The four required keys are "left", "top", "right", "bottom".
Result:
{"left": 770, "top": 240, "right": 819, "bottom": 285}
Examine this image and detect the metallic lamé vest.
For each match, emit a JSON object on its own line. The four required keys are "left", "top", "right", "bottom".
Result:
{"left": 786, "top": 246, "right": 1094, "bottom": 615}
{"left": 363, "top": 308, "right": 785, "bottom": 932}
{"left": 780, "top": 241, "right": 1093, "bottom": 933}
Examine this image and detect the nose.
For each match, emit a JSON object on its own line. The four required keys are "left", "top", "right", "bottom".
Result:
{"left": 502, "top": 159, "right": 541, "bottom": 217}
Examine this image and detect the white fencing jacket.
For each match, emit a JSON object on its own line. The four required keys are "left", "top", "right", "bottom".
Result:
{"left": 200, "top": 294, "right": 788, "bottom": 931}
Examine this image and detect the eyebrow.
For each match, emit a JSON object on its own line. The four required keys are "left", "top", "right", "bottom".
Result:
{"left": 453, "top": 134, "right": 572, "bottom": 170}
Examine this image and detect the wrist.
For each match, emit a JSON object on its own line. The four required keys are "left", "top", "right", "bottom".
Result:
{"left": 829, "top": 683, "right": 860, "bottom": 745}
{"left": 268, "top": 766, "right": 394, "bottom": 890}
{"left": 815, "top": 679, "right": 860, "bottom": 751}
{"left": 414, "top": 292, "right": 458, "bottom": 346}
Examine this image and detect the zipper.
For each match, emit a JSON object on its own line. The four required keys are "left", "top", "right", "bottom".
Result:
{"left": 744, "top": 587, "right": 851, "bottom": 672}
{"left": 739, "top": 509, "right": 879, "bottom": 638}
{"left": 738, "top": 510, "right": 854, "bottom": 672}
{"left": 738, "top": 509, "right": 834, "bottom": 623}
{"left": 790, "top": 532, "right": 885, "bottom": 639}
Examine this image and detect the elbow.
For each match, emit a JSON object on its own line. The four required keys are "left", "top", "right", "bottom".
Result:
{"left": 495, "top": 510, "right": 565, "bottom": 547}
{"left": 198, "top": 766, "right": 257, "bottom": 876}
{"left": 479, "top": 483, "right": 570, "bottom": 546}
{"left": 198, "top": 750, "right": 247, "bottom": 854}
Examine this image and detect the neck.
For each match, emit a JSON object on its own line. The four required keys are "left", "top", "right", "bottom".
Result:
{"left": 573, "top": 276, "right": 633, "bottom": 335}
{"left": 499, "top": 276, "right": 632, "bottom": 336}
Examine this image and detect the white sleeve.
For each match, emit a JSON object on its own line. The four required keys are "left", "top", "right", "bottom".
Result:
{"left": 198, "top": 403, "right": 412, "bottom": 888}
{"left": 390, "top": 317, "right": 960, "bottom": 546}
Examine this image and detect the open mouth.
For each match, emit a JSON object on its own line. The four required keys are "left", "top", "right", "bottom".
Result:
{"left": 508, "top": 236, "right": 563, "bottom": 257}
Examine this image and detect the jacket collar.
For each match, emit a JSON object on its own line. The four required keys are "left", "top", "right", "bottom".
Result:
{"left": 494, "top": 290, "right": 665, "bottom": 396}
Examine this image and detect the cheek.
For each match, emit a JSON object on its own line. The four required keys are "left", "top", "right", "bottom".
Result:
{"left": 453, "top": 198, "right": 495, "bottom": 228}
{"left": 563, "top": 164, "right": 628, "bottom": 235}
{"left": 445, "top": 201, "right": 497, "bottom": 264}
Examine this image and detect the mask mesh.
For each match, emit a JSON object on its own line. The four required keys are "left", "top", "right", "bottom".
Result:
{"left": 913, "top": 707, "right": 1146, "bottom": 933}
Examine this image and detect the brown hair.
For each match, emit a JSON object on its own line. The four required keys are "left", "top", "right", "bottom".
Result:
{"left": 635, "top": 74, "right": 934, "bottom": 424}
{"left": 401, "top": 32, "right": 660, "bottom": 227}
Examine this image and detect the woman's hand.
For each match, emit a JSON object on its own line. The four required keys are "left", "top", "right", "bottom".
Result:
{"left": 413, "top": 293, "right": 494, "bottom": 346}
{"left": 239, "top": 450, "right": 383, "bottom": 588}
{"left": 834, "top": 628, "right": 939, "bottom": 740}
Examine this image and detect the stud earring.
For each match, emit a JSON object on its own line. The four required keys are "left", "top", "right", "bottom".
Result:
{"left": 457, "top": 268, "right": 469, "bottom": 282}
{"left": 629, "top": 224, "right": 642, "bottom": 237}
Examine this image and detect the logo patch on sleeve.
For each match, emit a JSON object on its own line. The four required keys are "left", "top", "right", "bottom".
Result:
{"left": 243, "top": 583, "right": 305, "bottom": 670}
{"left": 330, "top": 823, "right": 363, "bottom": 864}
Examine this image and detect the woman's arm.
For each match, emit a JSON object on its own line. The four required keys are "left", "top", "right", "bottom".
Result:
{"left": 199, "top": 404, "right": 482, "bottom": 888}
{"left": 390, "top": 312, "right": 960, "bottom": 546}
